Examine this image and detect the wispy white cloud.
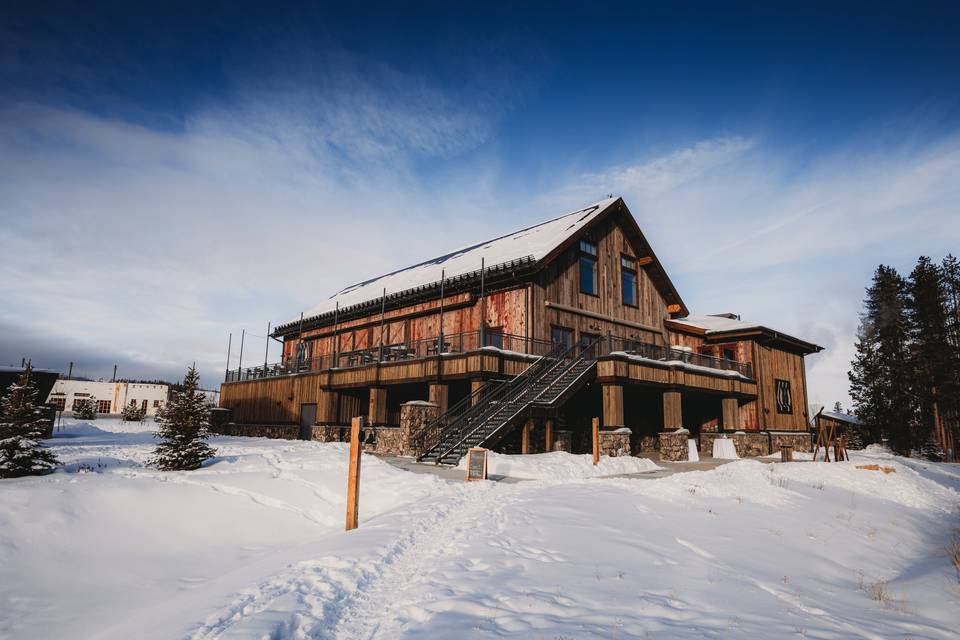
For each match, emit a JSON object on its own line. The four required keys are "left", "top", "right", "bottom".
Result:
{"left": 0, "top": 50, "right": 535, "bottom": 384}
{"left": 545, "top": 133, "right": 960, "bottom": 407}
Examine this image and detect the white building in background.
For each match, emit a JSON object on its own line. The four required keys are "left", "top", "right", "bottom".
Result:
{"left": 47, "top": 380, "right": 169, "bottom": 416}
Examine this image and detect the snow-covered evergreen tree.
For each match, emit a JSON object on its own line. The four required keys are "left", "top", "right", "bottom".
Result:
{"left": 150, "top": 364, "right": 215, "bottom": 470}
{"left": 0, "top": 365, "right": 58, "bottom": 478}
{"left": 121, "top": 399, "right": 145, "bottom": 423}
{"left": 73, "top": 397, "right": 97, "bottom": 420}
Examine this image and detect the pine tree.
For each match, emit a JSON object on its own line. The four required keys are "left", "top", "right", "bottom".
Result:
{"left": 0, "top": 365, "right": 58, "bottom": 478}
{"left": 73, "top": 397, "right": 97, "bottom": 421}
{"left": 833, "top": 401, "right": 843, "bottom": 413}
{"left": 849, "top": 265, "right": 915, "bottom": 454}
{"left": 906, "top": 256, "right": 951, "bottom": 459}
{"left": 121, "top": 399, "right": 145, "bottom": 423}
{"left": 150, "top": 364, "right": 215, "bottom": 471}
{"left": 939, "top": 255, "right": 960, "bottom": 461}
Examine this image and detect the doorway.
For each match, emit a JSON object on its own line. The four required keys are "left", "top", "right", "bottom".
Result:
{"left": 299, "top": 403, "right": 317, "bottom": 440}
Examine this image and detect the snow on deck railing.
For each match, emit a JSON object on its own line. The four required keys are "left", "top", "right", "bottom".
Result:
{"left": 225, "top": 332, "right": 754, "bottom": 383}
{"left": 225, "top": 331, "right": 554, "bottom": 382}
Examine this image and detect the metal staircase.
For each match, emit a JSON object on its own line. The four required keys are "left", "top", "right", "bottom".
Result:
{"left": 416, "top": 338, "right": 600, "bottom": 465}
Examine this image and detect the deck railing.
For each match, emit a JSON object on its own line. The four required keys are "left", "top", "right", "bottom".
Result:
{"left": 601, "top": 335, "right": 754, "bottom": 378}
{"left": 224, "top": 331, "right": 753, "bottom": 382}
{"left": 224, "top": 331, "right": 553, "bottom": 382}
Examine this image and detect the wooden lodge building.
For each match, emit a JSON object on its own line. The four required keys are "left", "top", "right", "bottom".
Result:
{"left": 218, "top": 197, "right": 822, "bottom": 462}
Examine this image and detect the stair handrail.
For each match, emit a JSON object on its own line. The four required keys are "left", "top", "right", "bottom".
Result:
{"left": 410, "top": 378, "right": 506, "bottom": 455}
{"left": 429, "top": 337, "right": 598, "bottom": 463}
{"left": 530, "top": 337, "right": 604, "bottom": 406}
{"left": 416, "top": 340, "right": 568, "bottom": 461}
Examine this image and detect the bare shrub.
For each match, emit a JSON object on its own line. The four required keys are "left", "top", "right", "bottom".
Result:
{"left": 869, "top": 580, "right": 889, "bottom": 603}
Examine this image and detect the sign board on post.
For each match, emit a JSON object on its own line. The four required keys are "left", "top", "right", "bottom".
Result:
{"left": 466, "top": 447, "right": 488, "bottom": 481}
{"left": 345, "top": 415, "right": 364, "bottom": 531}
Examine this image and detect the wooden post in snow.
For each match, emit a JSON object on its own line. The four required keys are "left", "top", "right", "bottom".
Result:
{"left": 345, "top": 416, "right": 364, "bottom": 531}
{"left": 592, "top": 417, "right": 600, "bottom": 466}
{"left": 544, "top": 417, "right": 554, "bottom": 453}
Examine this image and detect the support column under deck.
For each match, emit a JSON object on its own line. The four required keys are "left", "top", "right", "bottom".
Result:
{"left": 663, "top": 390, "right": 683, "bottom": 430}
{"left": 602, "top": 383, "right": 625, "bottom": 429}
{"left": 522, "top": 418, "right": 534, "bottom": 454}
{"left": 470, "top": 379, "right": 486, "bottom": 406}
{"left": 369, "top": 387, "right": 387, "bottom": 426}
{"left": 429, "top": 383, "right": 449, "bottom": 414}
{"left": 721, "top": 397, "right": 740, "bottom": 431}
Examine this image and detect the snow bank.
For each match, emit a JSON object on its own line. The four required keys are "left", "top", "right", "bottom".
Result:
{"left": 0, "top": 420, "right": 446, "bottom": 639}
{"left": 5, "top": 420, "right": 960, "bottom": 640}
{"left": 458, "top": 450, "right": 661, "bottom": 480}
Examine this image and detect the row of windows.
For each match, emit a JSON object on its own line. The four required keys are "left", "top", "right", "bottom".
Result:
{"left": 49, "top": 398, "right": 164, "bottom": 413}
{"left": 578, "top": 240, "right": 640, "bottom": 307}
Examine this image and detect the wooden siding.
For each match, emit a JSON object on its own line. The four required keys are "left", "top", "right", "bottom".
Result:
{"left": 220, "top": 350, "right": 539, "bottom": 423}
{"left": 284, "top": 288, "right": 528, "bottom": 361}
{"left": 533, "top": 218, "right": 669, "bottom": 345}
{"left": 595, "top": 357, "right": 758, "bottom": 397}
{"left": 755, "top": 344, "right": 809, "bottom": 430}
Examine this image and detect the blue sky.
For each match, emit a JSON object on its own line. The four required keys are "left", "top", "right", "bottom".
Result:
{"left": 1, "top": 2, "right": 959, "bottom": 402}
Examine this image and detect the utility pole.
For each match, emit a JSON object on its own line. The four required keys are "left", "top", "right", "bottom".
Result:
{"left": 378, "top": 288, "right": 386, "bottom": 362}
{"left": 225, "top": 332, "right": 232, "bottom": 380}
{"left": 263, "top": 322, "right": 271, "bottom": 372}
{"left": 437, "top": 270, "right": 445, "bottom": 355}
{"left": 237, "top": 330, "right": 245, "bottom": 379}
{"left": 479, "top": 257, "right": 486, "bottom": 348}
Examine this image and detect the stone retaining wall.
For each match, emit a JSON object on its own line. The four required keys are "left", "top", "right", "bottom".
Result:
{"left": 216, "top": 423, "right": 301, "bottom": 440}
{"left": 769, "top": 431, "right": 813, "bottom": 453}
{"left": 734, "top": 432, "right": 770, "bottom": 457}
{"left": 552, "top": 430, "right": 573, "bottom": 452}
{"left": 659, "top": 431, "right": 689, "bottom": 461}
{"left": 599, "top": 429, "right": 632, "bottom": 457}
{"left": 636, "top": 435, "right": 659, "bottom": 454}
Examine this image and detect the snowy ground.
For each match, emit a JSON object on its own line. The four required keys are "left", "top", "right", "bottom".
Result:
{"left": 1, "top": 419, "right": 958, "bottom": 639}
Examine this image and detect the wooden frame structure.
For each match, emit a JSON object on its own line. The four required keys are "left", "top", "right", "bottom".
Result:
{"left": 219, "top": 197, "right": 823, "bottom": 459}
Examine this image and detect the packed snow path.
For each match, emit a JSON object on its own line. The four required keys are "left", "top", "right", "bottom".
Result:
{"left": 2, "top": 419, "right": 959, "bottom": 639}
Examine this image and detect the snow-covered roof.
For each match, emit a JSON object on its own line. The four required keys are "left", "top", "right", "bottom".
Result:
{"left": 289, "top": 197, "right": 619, "bottom": 326}
{"left": 668, "top": 314, "right": 822, "bottom": 353}
{"left": 668, "top": 314, "right": 760, "bottom": 334}
{"left": 821, "top": 411, "right": 861, "bottom": 425}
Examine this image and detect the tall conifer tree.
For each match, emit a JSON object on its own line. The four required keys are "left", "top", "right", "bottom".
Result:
{"left": 849, "top": 265, "right": 915, "bottom": 454}
{"left": 938, "top": 255, "right": 960, "bottom": 460}
{"left": 0, "top": 365, "right": 58, "bottom": 478}
{"left": 906, "top": 256, "right": 950, "bottom": 458}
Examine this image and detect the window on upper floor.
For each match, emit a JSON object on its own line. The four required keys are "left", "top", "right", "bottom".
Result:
{"left": 579, "top": 240, "right": 598, "bottom": 295}
{"left": 621, "top": 255, "right": 638, "bottom": 306}
{"left": 775, "top": 379, "right": 793, "bottom": 414}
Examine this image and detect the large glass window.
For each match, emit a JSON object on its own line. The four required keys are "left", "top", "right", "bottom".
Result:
{"left": 97, "top": 400, "right": 111, "bottom": 413}
{"left": 775, "top": 379, "right": 793, "bottom": 414}
{"left": 621, "top": 255, "right": 637, "bottom": 306}
{"left": 579, "top": 240, "right": 598, "bottom": 295}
